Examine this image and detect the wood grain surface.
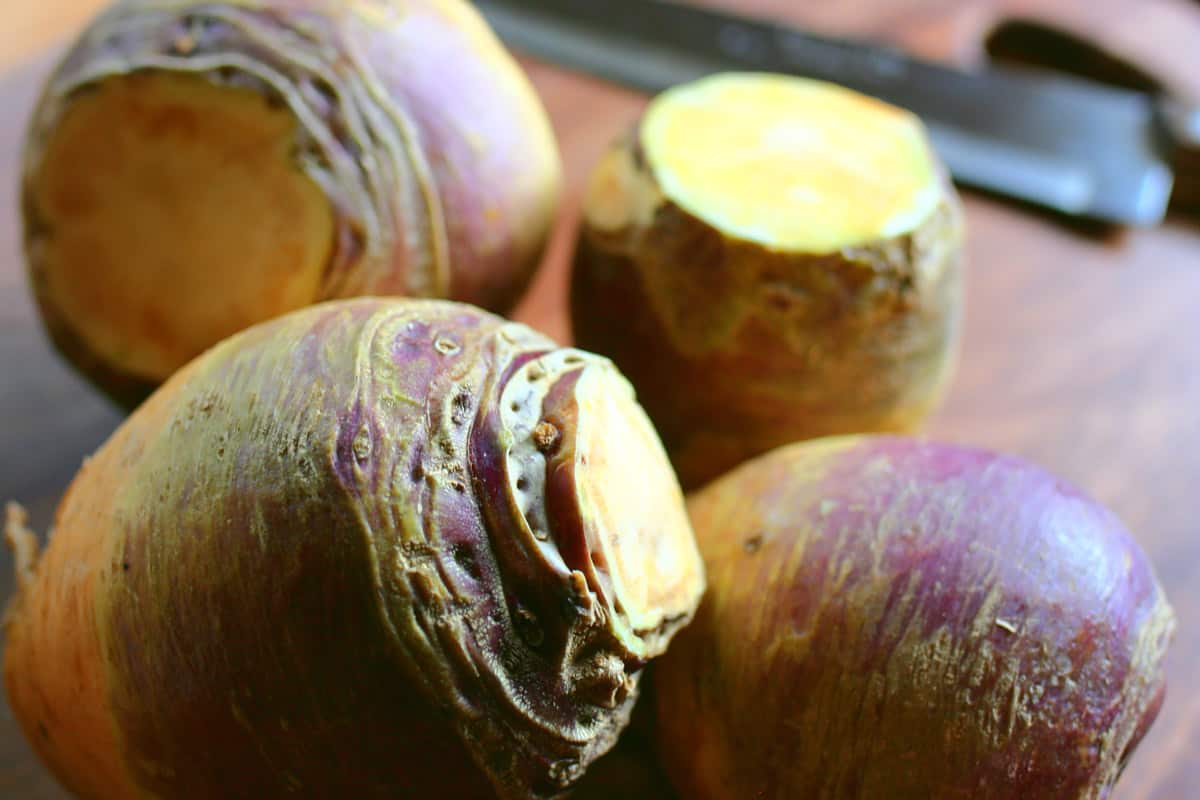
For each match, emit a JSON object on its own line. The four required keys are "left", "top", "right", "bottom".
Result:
{"left": 1, "top": 1, "right": 1198, "bottom": 797}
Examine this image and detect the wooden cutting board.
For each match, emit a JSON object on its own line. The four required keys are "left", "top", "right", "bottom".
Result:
{"left": 1, "top": 1, "right": 1198, "bottom": 797}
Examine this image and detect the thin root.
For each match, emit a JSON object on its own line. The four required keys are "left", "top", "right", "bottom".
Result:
{"left": 5, "top": 502, "right": 41, "bottom": 594}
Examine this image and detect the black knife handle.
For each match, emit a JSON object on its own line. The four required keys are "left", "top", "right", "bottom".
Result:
{"left": 985, "top": 17, "right": 1199, "bottom": 214}
{"left": 1156, "top": 99, "right": 1200, "bottom": 212}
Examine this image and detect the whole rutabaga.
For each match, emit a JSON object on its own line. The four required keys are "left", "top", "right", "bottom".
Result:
{"left": 655, "top": 436, "right": 1175, "bottom": 799}
{"left": 3, "top": 299, "right": 705, "bottom": 799}
{"left": 24, "top": 0, "right": 561, "bottom": 405}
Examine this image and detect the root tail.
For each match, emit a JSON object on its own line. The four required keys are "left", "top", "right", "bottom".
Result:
{"left": 4, "top": 502, "right": 41, "bottom": 628}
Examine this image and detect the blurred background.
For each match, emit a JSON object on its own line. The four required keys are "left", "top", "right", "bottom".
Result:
{"left": 1, "top": 0, "right": 1198, "bottom": 797}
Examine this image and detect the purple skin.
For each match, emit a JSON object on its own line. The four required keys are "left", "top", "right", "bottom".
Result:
{"left": 5, "top": 299, "right": 702, "bottom": 800}
{"left": 656, "top": 436, "right": 1176, "bottom": 800}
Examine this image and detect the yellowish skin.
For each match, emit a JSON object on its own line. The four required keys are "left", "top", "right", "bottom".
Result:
{"left": 572, "top": 73, "right": 965, "bottom": 488}
{"left": 4, "top": 503, "right": 142, "bottom": 799}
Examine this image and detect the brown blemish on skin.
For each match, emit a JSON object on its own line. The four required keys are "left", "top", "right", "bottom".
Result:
{"left": 533, "top": 421, "right": 560, "bottom": 454}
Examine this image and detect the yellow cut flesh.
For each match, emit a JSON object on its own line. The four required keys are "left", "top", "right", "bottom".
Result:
{"left": 33, "top": 70, "right": 334, "bottom": 382}
{"left": 572, "top": 366, "right": 701, "bottom": 645}
{"left": 641, "top": 72, "right": 940, "bottom": 252}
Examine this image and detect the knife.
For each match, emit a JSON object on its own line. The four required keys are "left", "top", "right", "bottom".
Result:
{"left": 474, "top": 0, "right": 1194, "bottom": 226}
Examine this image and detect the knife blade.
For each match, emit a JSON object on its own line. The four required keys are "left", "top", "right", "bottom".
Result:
{"left": 474, "top": 0, "right": 1176, "bottom": 226}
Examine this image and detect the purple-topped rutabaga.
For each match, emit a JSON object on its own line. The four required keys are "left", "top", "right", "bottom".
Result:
{"left": 4, "top": 298, "right": 705, "bottom": 800}
{"left": 655, "top": 435, "right": 1174, "bottom": 800}
{"left": 23, "top": 0, "right": 561, "bottom": 406}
